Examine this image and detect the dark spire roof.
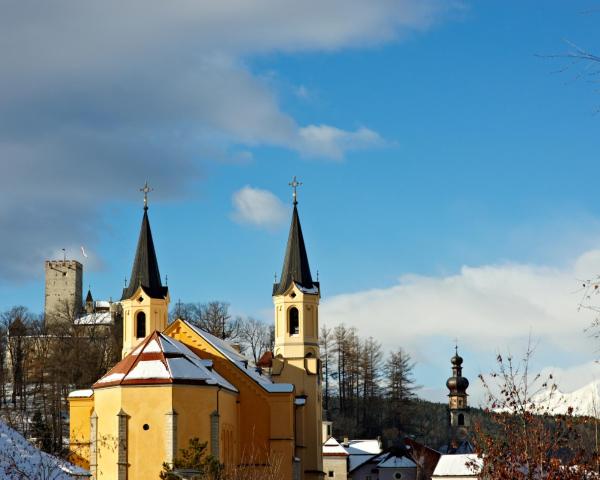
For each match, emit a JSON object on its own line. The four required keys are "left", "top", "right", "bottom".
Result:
{"left": 121, "top": 206, "right": 168, "bottom": 300}
{"left": 85, "top": 289, "right": 93, "bottom": 303}
{"left": 273, "top": 204, "right": 318, "bottom": 296}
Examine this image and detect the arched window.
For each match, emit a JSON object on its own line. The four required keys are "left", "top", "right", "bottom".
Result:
{"left": 458, "top": 413, "right": 465, "bottom": 426}
{"left": 289, "top": 307, "right": 299, "bottom": 335}
{"left": 136, "top": 312, "right": 146, "bottom": 339}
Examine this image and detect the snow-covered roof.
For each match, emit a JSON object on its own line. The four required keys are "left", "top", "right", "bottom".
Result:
{"left": 346, "top": 439, "right": 382, "bottom": 455}
{"left": 0, "top": 420, "right": 89, "bottom": 479}
{"left": 296, "top": 282, "right": 319, "bottom": 294}
{"left": 94, "top": 331, "right": 237, "bottom": 392}
{"left": 68, "top": 389, "right": 93, "bottom": 398}
{"left": 74, "top": 311, "right": 112, "bottom": 325}
{"left": 95, "top": 300, "right": 111, "bottom": 309}
{"left": 432, "top": 454, "right": 482, "bottom": 478}
{"left": 348, "top": 448, "right": 415, "bottom": 473}
{"left": 323, "top": 437, "right": 348, "bottom": 456}
{"left": 184, "top": 321, "right": 294, "bottom": 394}
{"left": 342, "top": 439, "right": 383, "bottom": 471}
{"left": 377, "top": 454, "right": 416, "bottom": 469}
{"left": 348, "top": 454, "right": 374, "bottom": 472}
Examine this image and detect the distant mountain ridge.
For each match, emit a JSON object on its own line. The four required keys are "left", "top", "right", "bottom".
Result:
{"left": 533, "top": 379, "right": 600, "bottom": 418}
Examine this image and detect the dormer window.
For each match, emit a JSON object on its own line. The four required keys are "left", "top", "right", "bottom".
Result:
{"left": 288, "top": 307, "right": 299, "bottom": 335}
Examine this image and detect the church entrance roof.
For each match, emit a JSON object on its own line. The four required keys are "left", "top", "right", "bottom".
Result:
{"left": 93, "top": 331, "right": 237, "bottom": 391}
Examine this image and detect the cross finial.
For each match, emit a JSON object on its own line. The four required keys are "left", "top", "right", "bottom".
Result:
{"left": 454, "top": 338, "right": 459, "bottom": 355}
{"left": 289, "top": 176, "right": 302, "bottom": 206}
{"left": 140, "top": 181, "right": 153, "bottom": 210}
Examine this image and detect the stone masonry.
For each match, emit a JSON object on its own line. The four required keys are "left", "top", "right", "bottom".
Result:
{"left": 44, "top": 260, "right": 83, "bottom": 323}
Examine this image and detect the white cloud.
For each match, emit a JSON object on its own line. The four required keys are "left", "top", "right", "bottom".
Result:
{"left": 298, "top": 125, "right": 385, "bottom": 160}
{"left": 321, "top": 249, "right": 600, "bottom": 403}
{"left": 231, "top": 186, "right": 289, "bottom": 229}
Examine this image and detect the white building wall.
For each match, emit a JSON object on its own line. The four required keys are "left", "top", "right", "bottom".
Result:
{"left": 324, "top": 456, "right": 348, "bottom": 480}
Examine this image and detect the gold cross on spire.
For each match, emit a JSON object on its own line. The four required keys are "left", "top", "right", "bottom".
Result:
{"left": 289, "top": 176, "right": 302, "bottom": 205}
{"left": 140, "top": 181, "right": 153, "bottom": 209}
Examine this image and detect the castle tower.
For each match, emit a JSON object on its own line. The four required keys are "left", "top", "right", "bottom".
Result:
{"left": 271, "top": 177, "right": 323, "bottom": 480}
{"left": 120, "top": 183, "right": 169, "bottom": 358}
{"left": 446, "top": 346, "right": 470, "bottom": 439}
{"left": 44, "top": 258, "right": 83, "bottom": 324}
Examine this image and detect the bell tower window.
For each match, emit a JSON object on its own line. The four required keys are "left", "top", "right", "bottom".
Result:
{"left": 289, "top": 307, "right": 299, "bottom": 335}
{"left": 136, "top": 312, "right": 146, "bottom": 339}
{"left": 458, "top": 413, "right": 465, "bottom": 426}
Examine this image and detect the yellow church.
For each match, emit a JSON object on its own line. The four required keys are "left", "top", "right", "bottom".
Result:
{"left": 68, "top": 183, "right": 324, "bottom": 480}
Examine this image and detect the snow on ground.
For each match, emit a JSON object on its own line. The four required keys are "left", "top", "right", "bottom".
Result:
{"left": 0, "top": 420, "right": 89, "bottom": 479}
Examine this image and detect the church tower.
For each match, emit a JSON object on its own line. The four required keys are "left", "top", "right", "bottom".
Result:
{"left": 446, "top": 346, "right": 470, "bottom": 439}
{"left": 271, "top": 177, "right": 323, "bottom": 480}
{"left": 120, "top": 182, "right": 169, "bottom": 358}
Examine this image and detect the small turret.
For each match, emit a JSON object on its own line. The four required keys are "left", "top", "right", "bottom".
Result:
{"left": 85, "top": 288, "right": 94, "bottom": 314}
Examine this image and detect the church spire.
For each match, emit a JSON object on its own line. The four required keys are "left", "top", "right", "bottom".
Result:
{"left": 273, "top": 177, "right": 317, "bottom": 296}
{"left": 121, "top": 184, "right": 167, "bottom": 300}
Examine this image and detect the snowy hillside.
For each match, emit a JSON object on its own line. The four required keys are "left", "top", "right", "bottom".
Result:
{"left": 533, "top": 379, "right": 600, "bottom": 418}
{"left": 0, "top": 420, "right": 89, "bottom": 479}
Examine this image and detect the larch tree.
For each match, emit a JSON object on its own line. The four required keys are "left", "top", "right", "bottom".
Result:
{"left": 320, "top": 325, "right": 333, "bottom": 412}
{"left": 385, "top": 347, "right": 417, "bottom": 431}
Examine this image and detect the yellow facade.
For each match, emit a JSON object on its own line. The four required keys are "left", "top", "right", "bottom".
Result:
{"left": 272, "top": 283, "right": 324, "bottom": 480}
{"left": 165, "top": 320, "right": 297, "bottom": 480}
{"left": 121, "top": 286, "right": 169, "bottom": 358}
{"left": 69, "top": 319, "right": 300, "bottom": 480}
{"left": 88, "top": 384, "right": 238, "bottom": 479}
{"left": 68, "top": 395, "right": 94, "bottom": 469}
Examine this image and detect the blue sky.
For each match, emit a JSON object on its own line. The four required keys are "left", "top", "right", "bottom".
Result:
{"left": 2, "top": 0, "right": 600, "bottom": 402}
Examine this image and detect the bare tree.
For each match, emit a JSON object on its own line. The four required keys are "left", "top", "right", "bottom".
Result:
{"left": 473, "top": 341, "right": 598, "bottom": 479}
{"left": 170, "top": 301, "right": 241, "bottom": 340}
{"left": 320, "top": 325, "right": 333, "bottom": 412}
{"left": 360, "top": 337, "right": 383, "bottom": 428}
{"left": 384, "top": 347, "right": 417, "bottom": 432}
{"left": 3, "top": 307, "right": 33, "bottom": 410}
{"left": 239, "top": 317, "right": 270, "bottom": 362}
{"left": 0, "top": 320, "right": 8, "bottom": 407}
{"left": 199, "top": 302, "right": 241, "bottom": 340}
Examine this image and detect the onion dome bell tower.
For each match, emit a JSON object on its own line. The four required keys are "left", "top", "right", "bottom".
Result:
{"left": 120, "top": 182, "right": 169, "bottom": 358}
{"left": 447, "top": 346, "right": 470, "bottom": 435}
